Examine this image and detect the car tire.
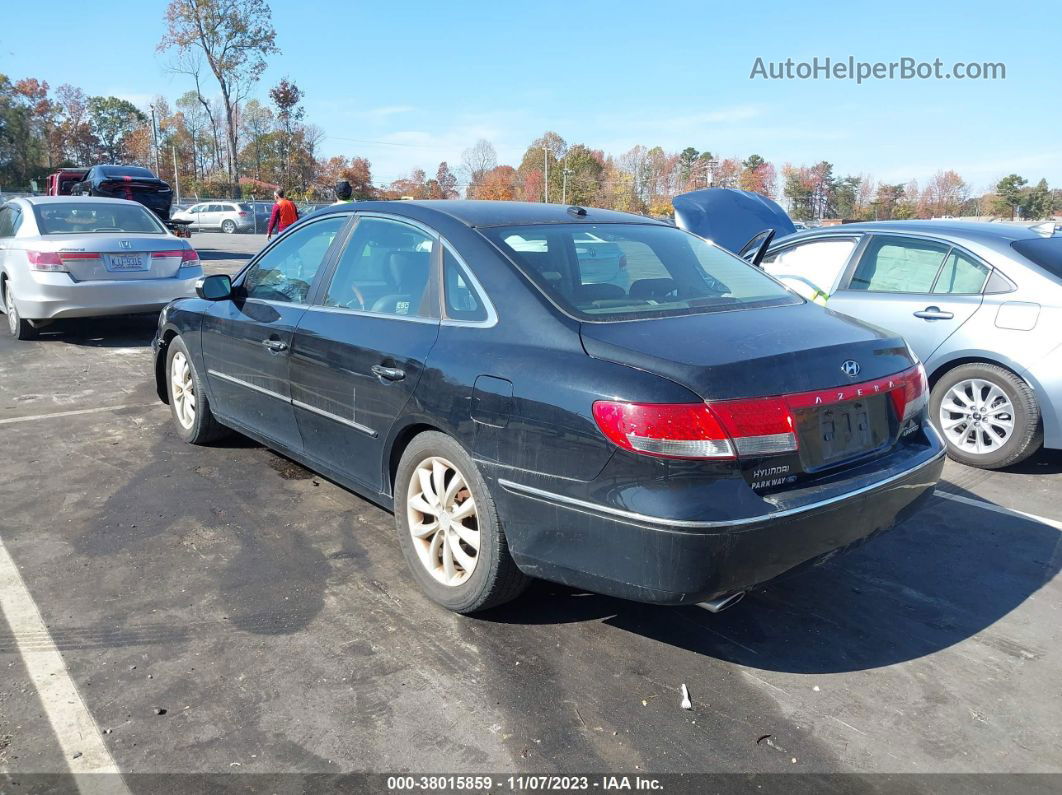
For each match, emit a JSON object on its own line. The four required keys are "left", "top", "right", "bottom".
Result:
{"left": 394, "top": 431, "right": 529, "bottom": 613}
{"left": 3, "top": 282, "right": 38, "bottom": 341}
{"left": 221, "top": 219, "right": 236, "bottom": 234}
{"left": 166, "top": 336, "right": 229, "bottom": 445}
{"left": 930, "top": 363, "right": 1042, "bottom": 469}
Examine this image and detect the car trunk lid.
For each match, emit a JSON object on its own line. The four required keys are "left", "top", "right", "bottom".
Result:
{"left": 31, "top": 238, "right": 192, "bottom": 281}
{"left": 581, "top": 303, "right": 921, "bottom": 490}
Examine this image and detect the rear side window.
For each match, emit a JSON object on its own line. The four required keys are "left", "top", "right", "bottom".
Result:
{"left": 324, "top": 216, "right": 437, "bottom": 318}
{"left": 849, "top": 235, "right": 949, "bottom": 293}
{"left": 1012, "top": 237, "right": 1062, "bottom": 280}
{"left": 483, "top": 223, "right": 797, "bottom": 321}
{"left": 33, "top": 203, "right": 165, "bottom": 234}
{"left": 933, "top": 250, "right": 990, "bottom": 294}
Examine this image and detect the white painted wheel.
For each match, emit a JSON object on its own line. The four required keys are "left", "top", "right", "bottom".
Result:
{"left": 170, "top": 350, "right": 197, "bottom": 429}
{"left": 938, "top": 377, "right": 1014, "bottom": 456}
{"left": 406, "top": 456, "right": 480, "bottom": 587}
{"left": 5, "top": 288, "right": 15, "bottom": 335}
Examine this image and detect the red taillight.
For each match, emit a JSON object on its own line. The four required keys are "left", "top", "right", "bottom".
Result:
{"left": 152, "top": 249, "right": 200, "bottom": 267}
{"left": 27, "top": 250, "right": 100, "bottom": 272}
{"left": 592, "top": 398, "right": 797, "bottom": 460}
{"left": 238, "top": 211, "right": 249, "bottom": 216}
{"left": 890, "top": 364, "right": 928, "bottom": 423}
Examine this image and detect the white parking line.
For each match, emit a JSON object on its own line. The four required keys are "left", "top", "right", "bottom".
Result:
{"left": 936, "top": 490, "right": 1062, "bottom": 531}
{"left": 0, "top": 534, "right": 130, "bottom": 791}
{"left": 0, "top": 403, "right": 157, "bottom": 426}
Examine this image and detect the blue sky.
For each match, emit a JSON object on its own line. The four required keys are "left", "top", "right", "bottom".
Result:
{"left": 2, "top": 1, "right": 1056, "bottom": 191}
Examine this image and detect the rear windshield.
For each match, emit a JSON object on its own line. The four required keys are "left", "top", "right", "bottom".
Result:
{"left": 34, "top": 203, "right": 166, "bottom": 235}
{"left": 100, "top": 166, "right": 156, "bottom": 179}
{"left": 482, "top": 222, "right": 799, "bottom": 321}
{"left": 1012, "top": 237, "right": 1062, "bottom": 279}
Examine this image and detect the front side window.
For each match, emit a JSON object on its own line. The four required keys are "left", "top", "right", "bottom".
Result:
{"left": 33, "top": 202, "right": 165, "bottom": 234}
{"left": 762, "top": 238, "right": 857, "bottom": 298}
{"left": 848, "top": 235, "right": 949, "bottom": 293}
{"left": 242, "top": 216, "right": 346, "bottom": 303}
{"left": 933, "top": 250, "right": 990, "bottom": 294}
{"left": 483, "top": 223, "right": 797, "bottom": 321}
{"left": 323, "top": 216, "right": 436, "bottom": 318}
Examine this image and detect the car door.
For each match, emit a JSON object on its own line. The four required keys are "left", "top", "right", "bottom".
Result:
{"left": 828, "top": 234, "right": 987, "bottom": 363}
{"left": 201, "top": 203, "right": 224, "bottom": 230}
{"left": 201, "top": 214, "right": 349, "bottom": 451}
{"left": 288, "top": 214, "right": 441, "bottom": 491}
{"left": 760, "top": 235, "right": 862, "bottom": 304}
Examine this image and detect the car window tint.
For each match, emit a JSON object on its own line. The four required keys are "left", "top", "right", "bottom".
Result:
{"left": 443, "top": 247, "right": 488, "bottom": 322}
{"left": 486, "top": 223, "right": 796, "bottom": 321}
{"left": 933, "top": 250, "right": 990, "bottom": 294}
{"left": 762, "top": 238, "right": 856, "bottom": 297}
{"left": 33, "top": 203, "right": 165, "bottom": 234}
{"left": 0, "top": 207, "right": 14, "bottom": 237}
{"left": 243, "top": 216, "right": 346, "bottom": 304}
{"left": 849, "top": 236, "right": 949, "bottom": 293}
{"left": 324, "top": 217, "right": 436, "bottom": 318}
{"left": 207, "top": 204, "right": 223, "bottom": 213}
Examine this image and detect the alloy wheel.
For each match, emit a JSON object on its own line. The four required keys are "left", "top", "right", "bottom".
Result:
{"left": 170, "top": 350, "right": 197, "bottom": 429}
{"left": 5, "top": 289, "right": 15, "bottom": 335}
{"left": 406, "top": 456, "right": 480, "bottom": 586}
{"left": 938, "top": 377, "right": 1014, "bottom": 456}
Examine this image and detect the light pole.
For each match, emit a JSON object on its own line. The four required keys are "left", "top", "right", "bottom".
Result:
{"left": 562, "top": 168, "right": 572, "bottom": 205}
{"left": 172, "top": 146, "right": 180, "bottom": 205}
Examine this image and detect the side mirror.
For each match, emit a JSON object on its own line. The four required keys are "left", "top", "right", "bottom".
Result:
{"left": 195, "top": 274, "right": 232, "bottom": 301}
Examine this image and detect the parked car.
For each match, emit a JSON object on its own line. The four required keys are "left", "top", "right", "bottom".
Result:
{"left": 171, "top": 201, "right": 257, "bottom": 234}
{"left": 676, "top": 190, "right": 1061, "bottom": 470}
{"left": 70, "top": 165, "right": 173, "bottom": 221}
{"left": 0, "top": 197, "right": 202, "bottom": 340}
{"left": 153, "top": 200, "right": 943, "bottom": 614}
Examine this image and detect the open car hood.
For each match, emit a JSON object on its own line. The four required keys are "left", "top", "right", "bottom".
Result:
{"left": 673, "top": 188, "right": 796, "bottom": 254}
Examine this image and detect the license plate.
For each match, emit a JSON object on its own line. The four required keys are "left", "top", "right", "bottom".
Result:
{"left": 106, "top": 253, "right": 146, "bottom": 271}
{"left": 818, "top": 401, "right": 874, "bottom": 463}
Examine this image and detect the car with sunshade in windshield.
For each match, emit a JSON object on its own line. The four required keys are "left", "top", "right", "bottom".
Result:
{"left": 152, "top": 200, "right": 944, "bottom": 614}
{"left": 0, "top": 196, "right": 203, "bottom": 340}
{"left": 675, "top": 189, "right": 1062, "bottom": 470}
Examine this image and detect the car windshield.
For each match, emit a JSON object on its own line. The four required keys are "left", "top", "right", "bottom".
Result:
{"left": 34, "top": 202, "right": 166, "bottom": 234}
{"left": 482, "top": 222, "right": 799, "bottom": 321}
{"left": 100, "top": 166, "right": 156, "bottom": 179}
{"left": 1012, "top": 237, "right": 1062, "bottom": 280}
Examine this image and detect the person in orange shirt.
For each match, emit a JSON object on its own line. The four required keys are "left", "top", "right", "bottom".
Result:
{"left": 266, "top": 189, "right": 299, "bottom": 239}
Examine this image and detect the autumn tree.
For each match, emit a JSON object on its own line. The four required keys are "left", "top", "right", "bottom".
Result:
{"left": 269, "top": 78, "right": 304, "bottom": 185}
{"left": 739, "top": 154, "right": 776, "bottom": 197}
{"left": 159, "top": 0, "right": 279, "bottom": 195}
{"left": 477, "top": 165, "right": 518, "bottom": 200}
{"left": 435, "top": 162, "right": 458, "bottom": 199}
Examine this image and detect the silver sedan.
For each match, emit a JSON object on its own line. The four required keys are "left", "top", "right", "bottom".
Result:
{"left": 0, "top": 196, "right": 203, "bottom": 340}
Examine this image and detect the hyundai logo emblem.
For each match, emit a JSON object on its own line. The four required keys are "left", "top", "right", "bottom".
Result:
{"left": 119, "top": 240, "right": 131, "bottom": 249}
{"left": 841, "top": 360, "right": 862, "bottom": 377}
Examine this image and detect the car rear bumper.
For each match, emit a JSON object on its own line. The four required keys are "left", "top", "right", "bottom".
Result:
{"left": 11, "top": 270, "right": 202, "bottom": 320}
{"left": 491, "top": 434, "right": 946, "bottom": 605}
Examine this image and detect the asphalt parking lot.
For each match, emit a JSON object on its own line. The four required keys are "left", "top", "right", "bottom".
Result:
{"left": 1, "top": 231, "right": 1060, "bottom": 788}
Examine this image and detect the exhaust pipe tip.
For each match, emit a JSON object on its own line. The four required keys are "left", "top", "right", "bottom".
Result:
{"left": 697, "top": 591, "right": 746, "bottom": 613}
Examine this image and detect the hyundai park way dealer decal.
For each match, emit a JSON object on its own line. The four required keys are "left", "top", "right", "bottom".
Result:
{"left": 750, "top": 464, "right": 796, "bottom": 491}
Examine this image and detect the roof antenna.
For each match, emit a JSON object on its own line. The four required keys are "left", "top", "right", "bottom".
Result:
{"left": 567, "top": 205, "right": 587, "bottom": 217}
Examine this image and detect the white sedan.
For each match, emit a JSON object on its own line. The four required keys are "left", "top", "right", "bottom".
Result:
{"left": 0, "top": 196, "right": 203, "bottom": 340}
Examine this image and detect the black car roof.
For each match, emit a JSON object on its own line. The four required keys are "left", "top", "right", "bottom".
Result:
{"left": 322, "top": 200, "right": 666, "bottom": 228}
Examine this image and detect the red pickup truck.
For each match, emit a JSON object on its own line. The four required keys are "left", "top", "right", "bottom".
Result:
{"left": 45, "top": 168, "right": 89, "bottom": 196}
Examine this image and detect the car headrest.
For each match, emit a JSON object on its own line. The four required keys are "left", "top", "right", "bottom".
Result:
{"left": 574, "top": 282, "right": 626, "bottom": 303}
{"left": 387, "top": 251, "right": 430, "bottom": 294}
{"left": 629, "top": 278, "right": 677, "bottom": 300}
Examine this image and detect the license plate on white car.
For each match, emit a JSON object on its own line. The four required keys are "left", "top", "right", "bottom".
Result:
{"left": 106, "top": 253, "right": 147, "bottom": 272}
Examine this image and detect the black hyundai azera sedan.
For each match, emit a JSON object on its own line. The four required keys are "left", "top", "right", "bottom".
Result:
{"left": 152, "top": 200, "right": 945, "bottom": 613}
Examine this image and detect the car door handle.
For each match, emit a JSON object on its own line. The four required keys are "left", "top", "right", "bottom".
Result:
{"left": 261, "top": 338, "right": 288, "bottom": 352}
{"left": 913, "top": 306, "right": 954, "bottom": 320}
{"left": 371, "top": 365, "right": 405, "bottom": 381}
